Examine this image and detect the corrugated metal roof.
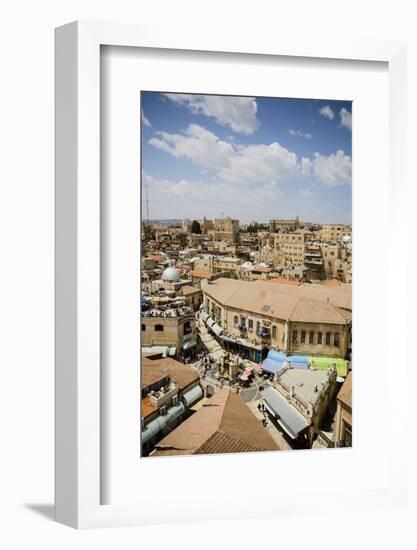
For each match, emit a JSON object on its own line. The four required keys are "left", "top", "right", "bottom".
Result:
{"left": 182, "top": 385, "right": 203, "bottom": 407}
{"left": 261, "top": 386, "right": 309, "bottom": 439}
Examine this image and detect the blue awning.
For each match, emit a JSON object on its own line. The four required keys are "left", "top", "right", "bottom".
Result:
{"left": 267, "top": 350, "right": 288, "bottom": 362}
{"left": 261, "top": 386, "right": 309, "bottom": 439}
{"left": 206, "top": 317, "right": 215, "bottom": 328}
{"left": 201, "top": 311, "right": 209, "bottom": 322}
{"left": 287, "top": 355, "right": 309, "bottom": 364}
{"left": 262, "top": 358, "right": 285, "bottom": 374}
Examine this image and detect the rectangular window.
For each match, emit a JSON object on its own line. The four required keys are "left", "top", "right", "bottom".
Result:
{"left": 301, "top": 330, "right": 306, "bottom": 344}
{"left": 317, "top": 332, "right": 322, "bottom": 344}
{"left": 233, "top": 315, "right": 238, "bottom": 328}
{"left": 256, "top": 321, "right": 261, "bottom": 335}
{"left": 309, "top": 331, "right": 314, "bottom": 344}
{"left": 325, "top": 332, "right": 331, "bottom": 345}
{"left": 248, "top": 319, "right": 253, "bottom": 332}
{"left": 292, "top": 330, "right": 298, "bottom": 344}
{"left": 272, "top": 325, "right": 277, "bottom": 338}
{"left": 334, "top": 333, "right": 340, "bottom": 347}
{"left": 240, "top": 316, "right": 247, "bottom": 328}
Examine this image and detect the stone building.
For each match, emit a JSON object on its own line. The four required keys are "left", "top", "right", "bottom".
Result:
{"left": 320, "top": 224, "right": 352, "bottom": 243}
{"left": 202, "top": 278, "right": 351, "bottom": 359}
{"left": 261, "top": 365, "right": 337, "bottom": 444}
{"left": 208, "top": 217, "right": 240, "bottom": 244}
{"left": 141, "top": 355, "right": 203, "bottom": 456}
{"left": 141, "top": 304, "right": 197, "bottom": 360}
{"left": 334, "top": 372, "right": 352, "bottom": 447}
{"left": 273, "top": 230, "right": 306, "bottom": 267}
{"left": 269, "top": 216, "right": 300, "bottom": 232}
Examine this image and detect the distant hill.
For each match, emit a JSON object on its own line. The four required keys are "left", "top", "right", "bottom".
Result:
{"left": 147, "top": 219, "right": 182, "bottom": 227}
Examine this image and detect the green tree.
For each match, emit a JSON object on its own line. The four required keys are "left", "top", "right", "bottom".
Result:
{"left": 191, "top": 220, "right": 202, "bottom": 234}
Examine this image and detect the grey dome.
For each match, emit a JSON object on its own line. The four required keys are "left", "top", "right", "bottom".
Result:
{"left": 161, "top": 266, "right": 181, "bottom": 282}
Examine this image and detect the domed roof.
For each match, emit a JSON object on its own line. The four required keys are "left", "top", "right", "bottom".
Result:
{"left": 161, "top": 266, "right": 181, "bottom": 282}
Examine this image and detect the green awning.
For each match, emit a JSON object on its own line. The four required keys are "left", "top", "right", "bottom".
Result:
{"left": 308, "top": 356, "right": 348, "bottom": 377}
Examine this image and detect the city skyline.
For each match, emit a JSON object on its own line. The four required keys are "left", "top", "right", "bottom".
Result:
{"left": 141, "top": 92, "right": 352, "bottom": 224}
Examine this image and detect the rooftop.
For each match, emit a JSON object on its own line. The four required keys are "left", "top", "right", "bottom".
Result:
{"left": 141, "top": 397, "right": 157, "bottom": 419}
{"left": 181, "top": 285, "right": 201, "bottom": 296}
{"left": 203, "top": 278, "right": 351, "bottom": 324}
{"left": 337, "top": 371, "right": 352, "bottom": 408}
{"left": 189, "top": 270, "right": 214, "bottom": 278}
{"left": 152, "top": 389, "right": 279, "bottom": 456}
{"left": 142, "top": 356, "right": 200, "bottom": 392}
{"left": 277, "top": 368, "right": 334, "bottom": 408}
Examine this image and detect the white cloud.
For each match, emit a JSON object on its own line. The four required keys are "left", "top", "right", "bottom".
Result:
{"left": 148, "top": 124, "right": 234, "bottom": 171}
{"left": 301, "top": 157, "right": 312, "bottom": 177}
{"left": 299, "top": 188, "right": 314, "bottom": 198}
{"left": 148, "top": 124, "right": 352, "bottom": 189}
{"left": 313, "top": 150, "right": 351, "bottom": 186}
{"left": 339, "top": 108, "right": 352, "bottom": 130}
{"left": 141, "top": 109, "right": 151, "bottom": 127}
{"left": 289, "top": 128, "right": 312, "bottom": 139}
{"left": 319, "top": 105, "right": 334, "bottom": 120}
{"left": 222, "top": 142, "right": 299, "bottom": 183}
{"left": 149, "top": 124, "right": 299, "bottom": 183}
{"left": 163, "top": 94, "right": 260, "bottom": 135}
{"left": 142, "top": 171, "right": 283, "bottom": 221}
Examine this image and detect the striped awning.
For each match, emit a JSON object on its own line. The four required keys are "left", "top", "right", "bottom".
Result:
{"left": 211, "top": 323, "right": 224, "bottom": 337}
{"left": 261, "top": 386, "right": 309, "bottom": 439}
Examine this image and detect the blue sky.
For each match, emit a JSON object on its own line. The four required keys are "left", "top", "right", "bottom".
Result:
{"left": 141, "top": 92, "right": 352, "bottom": 224}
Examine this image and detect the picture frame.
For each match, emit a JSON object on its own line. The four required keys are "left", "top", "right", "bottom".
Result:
{"left": 55, "top": 21, "right": 407, "bottom": 529}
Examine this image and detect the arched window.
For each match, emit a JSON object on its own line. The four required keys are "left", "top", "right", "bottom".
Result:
{"left": 183, "top": 320, "right": 192, "bottom": 335}
{"left": 154, "top": 324, "right": 164, "bottom": 332}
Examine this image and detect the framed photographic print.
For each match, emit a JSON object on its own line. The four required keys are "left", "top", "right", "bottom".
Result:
{"left": 55, "top": 21, "right": 407, "bottom": 528}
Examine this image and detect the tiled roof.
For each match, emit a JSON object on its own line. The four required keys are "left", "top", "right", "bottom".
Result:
{"left": 152, "top": 389, "right": 279, "bottom": 456}
{"left": 142, "top": 397, "right": 157, "bottom": 419}
{"left": 141, "top": 364, "right": 168, "bottom": 390}
{"left": 268, "top": 278, "right": 301, "bottom": 286}
{"left": 337, "top": 372, "right": 352, "bottom": 408}
{"left": 181, "top": 285, "right": 201, "bottom": 295}
{"left": 323, "top": 279, "right": 343, "bottom": 287}
{"left": 189, "top": 270, "right": 213, "bottom": 278}
{"left": 142, "top": 356, "right": 200, "bottom": 391}
{"left": 203, "top": 278, "right": 352, "bottom": 323}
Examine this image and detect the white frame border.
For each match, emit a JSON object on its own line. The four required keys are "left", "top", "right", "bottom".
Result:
{"left": 55, "top": 20, "right": 407, "bottom": 529}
